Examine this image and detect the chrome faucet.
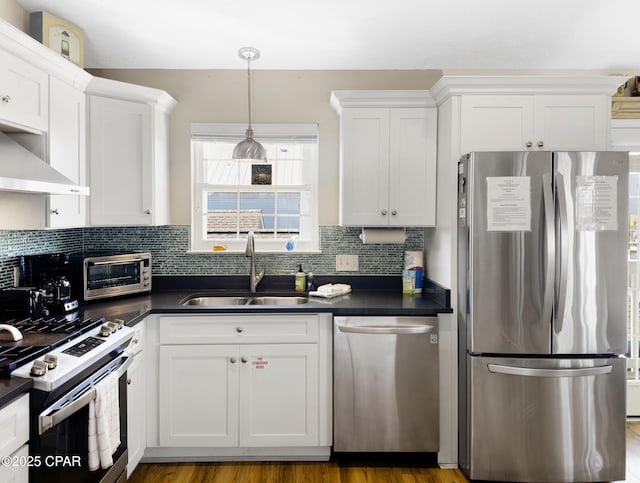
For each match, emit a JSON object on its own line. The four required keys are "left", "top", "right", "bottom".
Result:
{"left": 245, "top": 231, "right": 264, "bottom": 292}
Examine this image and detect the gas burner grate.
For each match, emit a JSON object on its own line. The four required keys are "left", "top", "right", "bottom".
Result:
{"left": 0, "top": 345, "right": 50, "bottom": 374}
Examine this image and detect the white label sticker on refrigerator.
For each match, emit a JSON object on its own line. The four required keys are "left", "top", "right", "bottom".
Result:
{"left": 486, "top": 176, "right": 531, "bottom": 231}
{"left": 575, "top": 175, "right": 618, "bottom": 231}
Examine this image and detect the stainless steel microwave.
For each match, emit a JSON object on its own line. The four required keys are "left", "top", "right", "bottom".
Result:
{"left": 75, "top": 251, "right": 152, "bottom": 301}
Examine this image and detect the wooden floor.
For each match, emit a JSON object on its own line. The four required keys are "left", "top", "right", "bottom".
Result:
{"left": 129, "top": 422, "right": 640, "bottom": 483}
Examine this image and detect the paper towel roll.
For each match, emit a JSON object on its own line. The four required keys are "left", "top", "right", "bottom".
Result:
{"left": 359, "top": 228, "right": 407, "bottom": 244}
{"left": 404, "top": 250, "right": 423, "bottom": 269}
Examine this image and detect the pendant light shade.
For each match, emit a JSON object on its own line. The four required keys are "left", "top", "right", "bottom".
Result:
{"left": 233, "top": 47, "right": 267, "bottom": 162}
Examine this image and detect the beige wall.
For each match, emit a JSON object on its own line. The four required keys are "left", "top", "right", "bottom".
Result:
{"left": 0, "top": 0, "right": 28, "bottom": 32}
{"left": 88, "top": 69, "right": 442, "bottom": 225}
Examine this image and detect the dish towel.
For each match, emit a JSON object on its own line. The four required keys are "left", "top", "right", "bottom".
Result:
{"left": 88, "top": 372, "right": 120, "bottom": 471}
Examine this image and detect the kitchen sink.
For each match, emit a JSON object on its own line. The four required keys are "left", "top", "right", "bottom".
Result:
{"left": 248, "top": 296, "right": 309, "bottom": 305}
{"left": 180, "top": 294, "right": 309, "bottom": 306}
{"left": 181, "top": 296, "right": 249, "bottom": 306}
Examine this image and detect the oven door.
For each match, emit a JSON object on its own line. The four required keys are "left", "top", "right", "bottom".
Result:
{"left": 31, "top": 353, "right": 132, "bottom": 483}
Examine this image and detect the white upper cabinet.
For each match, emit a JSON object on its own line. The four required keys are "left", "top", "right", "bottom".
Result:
{"left": 331, "top": 91, "right": 437, "bottom": 227}
{"left": 87, "top": 77, "right": 176, "bottom": 226}
{"left": 0, "top": 48, "right": 48, "bottom": 133}
{"left": 47, "top": 77, "right": 86, "bottom": 228}
{"left": 432, "top": 76, "right": 626, "bottom": 155}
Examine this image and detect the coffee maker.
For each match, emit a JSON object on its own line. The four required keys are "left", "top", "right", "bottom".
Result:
{"left": 22, "top": 253, "right": 79, "bottom": 314}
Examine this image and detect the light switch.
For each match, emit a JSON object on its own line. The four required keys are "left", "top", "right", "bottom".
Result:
{"left": 336, "top": 254, "right": 359, "bottom": 271}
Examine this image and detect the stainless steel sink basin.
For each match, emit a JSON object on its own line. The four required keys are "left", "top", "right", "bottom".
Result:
{"left": 181, "top": 296, "right": 249, "bottom": 306}
{"left": 180, "top": 294, "right": 309, "bottom": 306}
{"left": 248, "top": 296, "right": 309, "bottom": 305}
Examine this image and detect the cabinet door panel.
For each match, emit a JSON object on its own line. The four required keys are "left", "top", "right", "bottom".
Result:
{"left": 88, "top": 96, "right": 151, "bottom": 225}
{"left": 460, "top": 96, "right": 534, "bottom": 153}
{"left": 340, "top": 108, "right": 390, "bottom": 225}
{"left": 534, "top": 95, "right": 607, "bottom": 150}
{"left": 388, "top": 108, "right": 437, "bottom": 226}
{"left": 0, "top": 49, "right": 48, "bottom": 132}
{"left": 239, "top": 344, "right": 319, "bottom": 447}
{"left": 48, "top": 77, "right": 86, "bottom": 228}
{"left": 126, "top": 351, "right": 145, "bottom": 477}
{"left": 159, "top": 345, "right": 239, "bottom": 447}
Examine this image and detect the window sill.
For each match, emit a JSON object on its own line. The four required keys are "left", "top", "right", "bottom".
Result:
{"left": 186, "top": 249, "right": 322, "bottom": 255}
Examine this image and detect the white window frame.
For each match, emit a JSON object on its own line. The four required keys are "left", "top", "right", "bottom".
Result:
{"left": 190, "top": 123, "right": 319, "bottom": 253}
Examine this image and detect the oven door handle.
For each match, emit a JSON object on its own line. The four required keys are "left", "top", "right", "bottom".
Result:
{"left": 38, "top": 352, "right": 133, "bottom": 435}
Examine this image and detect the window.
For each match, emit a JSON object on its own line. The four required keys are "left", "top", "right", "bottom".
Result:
{"left": 190, "top": 123, "right": 319, "bottom": 252}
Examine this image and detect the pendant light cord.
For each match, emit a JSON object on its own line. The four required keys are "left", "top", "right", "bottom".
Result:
{"left": 246, "top": 57, "right": 252, "bottom": 131}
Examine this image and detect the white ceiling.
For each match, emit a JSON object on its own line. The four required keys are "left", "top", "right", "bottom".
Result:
{"left": 14, "top": 0, "right": 640, "bottom": 71}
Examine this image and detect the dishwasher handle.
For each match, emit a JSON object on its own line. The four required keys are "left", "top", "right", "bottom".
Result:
{"left": 337, "top": 324, "right": 434, "bottom": 335}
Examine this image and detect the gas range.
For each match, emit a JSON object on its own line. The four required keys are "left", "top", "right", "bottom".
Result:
{"left": 0, "top": 312, "right": 133, "bottom": 392}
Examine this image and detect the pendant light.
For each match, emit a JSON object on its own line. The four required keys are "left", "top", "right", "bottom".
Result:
{"left": 233, "top": 47, "right": 267, "bottom": 162}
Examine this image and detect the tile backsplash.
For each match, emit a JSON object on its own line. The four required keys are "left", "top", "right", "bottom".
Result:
{"left": 0, "top": 225, "right": 424, "bottom": 287}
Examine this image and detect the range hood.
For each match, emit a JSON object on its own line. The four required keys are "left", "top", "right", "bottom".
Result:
{"left": 0, "top": 131, "right": 89, "bottom": 196}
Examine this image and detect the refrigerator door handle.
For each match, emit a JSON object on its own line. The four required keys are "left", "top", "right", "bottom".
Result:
{"left": 542, "top": 173, "right": 555, "bottom": 328}
{"left": 487, "top": 363, "right": 613, "bottom": 378}
{"left": 555, "top": 172, "right": 569, "bottom": 333}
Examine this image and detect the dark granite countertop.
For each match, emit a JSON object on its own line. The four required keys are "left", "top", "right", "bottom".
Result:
{"left": 0, "top": 378, "right": 32, "bottom": 408}
{"left": 77, "top": 275, "right": 452, "bottom": 325}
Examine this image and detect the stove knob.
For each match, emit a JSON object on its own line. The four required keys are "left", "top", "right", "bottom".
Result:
{"left": 99, "top": 325, "right": 112, "bottom": 337}
{"left": 107, "top": 322, "right": 119, "bottom": 333}
{"left": 30, "top": 360, "right": 48, "bottom": 377}
{"left": 114, "top": 319, "right": 125, "bottom": 329}
{"left": 43, "top": 354, "right": 58, "bottom": 370}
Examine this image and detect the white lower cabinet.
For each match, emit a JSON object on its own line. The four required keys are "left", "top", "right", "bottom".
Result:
{"left": 144, "top": 313, "right": 332, "bottom": 461}
{"left": 0, "top": 393, "right": 29, "bottom": 483}
{"left": 159, "top": 343, "right": 318, "bottom": 447}
{"left": 126, "top": 322, "right": 146, "bottom": 477}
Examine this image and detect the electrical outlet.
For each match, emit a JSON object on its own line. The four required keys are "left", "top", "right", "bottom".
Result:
{"left": 336, "top": 254, "right": 359, "bottom": 272}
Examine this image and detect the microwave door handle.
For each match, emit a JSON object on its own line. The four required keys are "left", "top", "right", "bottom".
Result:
{"left": 38, "top": 353, "right": 133, "bottom": 435}
{"left": 89, "top": 258, "right": 145, "bottom": 266}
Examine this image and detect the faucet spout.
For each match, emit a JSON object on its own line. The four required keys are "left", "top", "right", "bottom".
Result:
{"left": 245, "top": 231, "right": 264, "bottom": 292}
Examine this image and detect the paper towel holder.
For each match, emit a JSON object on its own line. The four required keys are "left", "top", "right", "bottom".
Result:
{"left": 359, "top": 227, "right": 407, "bottom": 244}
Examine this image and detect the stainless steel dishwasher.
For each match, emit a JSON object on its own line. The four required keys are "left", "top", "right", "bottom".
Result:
{"left": 333, "top": 316, "right": 439, "bottom": 452}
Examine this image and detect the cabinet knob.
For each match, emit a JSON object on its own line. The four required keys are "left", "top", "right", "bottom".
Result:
{"left": 236, "top": 327, "right": 243, "bottom": 333}
{"left": 381, "top": 210, "right": 387, "bottom": 216}
{"left": 537, "top": 141, "right": 544, "bottom": 148}
{"left": 391, "top": 210, "right": 397, "bottom": 216}
{"left": 145, "top": 209, "right": 152, "bottom": 215}
{"left": 230, "top": 356, "right": 237, "bottom": 364}
{"left": 1, "top": 95, "right": 10, "bottom": 103}
{"left": 127, "top": 378, "right": 132, "bottom": 385}
{"left": 526, "top": 141, "right": 533, "bottom": 148}
{"left": 51, "top": 208, "right": 60, "bottom": 215}
{"left": 241, "top": 357, "right": 248, "bottom": 363}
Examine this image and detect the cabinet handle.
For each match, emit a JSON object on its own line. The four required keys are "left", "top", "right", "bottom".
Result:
{"left": 230, "top": 356, "right": 237, "bottom": 364}
{"left": 236, "top": 327, "right": 243, "bottom": 333}
{"left": 526, "top": 141, "right": 533, "bottom": 148}
{"left": 51, "top": 209, "right": 60, "bottom": 215}
{"left": 241, "top": 357, "right": 248, "bottom": 363}
{"left": 537, "top": 141, "right": 544, "bottom": 148}
{"left": 391, "top": 210, "right": 397, "bottom": 216}
{"left": 1, "top": 95, "right": 10, "bottom": 103}
{"left": 381, "top": 210, "right": 387, "bottom": 216}
{"left": 145, "top": 209, "right": 152, "bottom": 215}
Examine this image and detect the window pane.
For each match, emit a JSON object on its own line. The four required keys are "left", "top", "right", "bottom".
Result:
{"left": 277, "top": 193, "right": 300, "bottom": 214}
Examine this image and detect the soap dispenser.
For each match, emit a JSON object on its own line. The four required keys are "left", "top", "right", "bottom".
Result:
{"left": 295, "top": 265, "right": 306, "bottom": 292}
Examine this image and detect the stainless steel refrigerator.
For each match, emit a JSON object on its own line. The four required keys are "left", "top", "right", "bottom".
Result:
{"left": 457, "top": 151, "right": 628, "bottom": 483}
